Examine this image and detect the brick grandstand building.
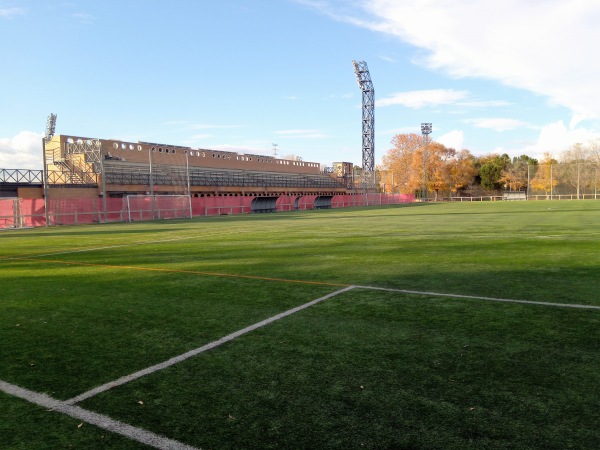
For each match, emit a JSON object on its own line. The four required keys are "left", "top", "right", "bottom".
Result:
{"left": 1, "top": 134, "right": 414, "bottom": 228}
{"left": 40, "top": 134, "right": 354, "bottom": 200}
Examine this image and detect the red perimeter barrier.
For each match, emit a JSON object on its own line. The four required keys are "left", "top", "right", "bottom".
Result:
{"left": 0, "top": 198, "right": 19, "bottom": 228}
{"left": 275, "top": 195, "right": 298, "bottom": 211}
{"left": 194, "top": 196, "right": 253, "bottom": 216}
{"left": 48, "top": 199, "right": 102, "bottom": 225}
{"left": 1, "top": 194, "right": 415, "bottom": 229}
{"left": 20, "top": 198, "right": 47, "bottom": 227}
{"left": 332, "top": 193, "right": 414, "bottom": 208}
{"left": 296, "top": 195, "right": 317, "bottom": 210}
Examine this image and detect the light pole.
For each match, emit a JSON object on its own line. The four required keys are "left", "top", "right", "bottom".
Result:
{"left": 42, "top": 137, "right": 49, "bottom": 226}
{"left": 42, "top": 113, "right": 57, "bottom": 226}
{"left": 550, "top": 163, "right": 553, "bottom": 200}
{"left": 149, "top": 147, "right": 155, "bottom": 219}
{"left": 185, "top": 150, "right": 192, "bottom": 218}
{"left": 594, "top": 166, "right": 598, "bottom": 200}
{"left": 421, "top": 123, "right": 432, "bottom": 201}
{"left": 527, "top": 163, "right": 530, "bottom": 200}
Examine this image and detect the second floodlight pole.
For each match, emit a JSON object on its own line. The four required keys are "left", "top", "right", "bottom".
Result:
{"left": 421, "top": 123, "right": 432, "bottom": 201}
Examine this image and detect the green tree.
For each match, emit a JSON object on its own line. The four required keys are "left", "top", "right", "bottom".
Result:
{"left": 479, "top": 154, "right": 509, "bottom": 190}
{"left": 500, "top": 155, "right": 536, "bottom": 191}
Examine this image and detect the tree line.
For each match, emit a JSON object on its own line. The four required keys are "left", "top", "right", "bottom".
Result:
{"left": 375, "top": 133, "right": 600, "bottom": 199}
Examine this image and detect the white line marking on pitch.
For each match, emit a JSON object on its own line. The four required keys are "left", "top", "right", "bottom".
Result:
{"left": 0, "top": 228, "right": 259, "bottom": 261}
{"left": 354, "top": 285, "right": 600, "bottom": 310}
{"left": 0, "top": 380, "right": 199, "bottom": 450}
{"left": 65, "top": 286, "right": 356, "bottom": 405}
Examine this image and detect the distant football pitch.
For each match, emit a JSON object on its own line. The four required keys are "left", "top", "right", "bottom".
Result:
{"left": 1, "top": 201, "right": 599, "bottom": 449}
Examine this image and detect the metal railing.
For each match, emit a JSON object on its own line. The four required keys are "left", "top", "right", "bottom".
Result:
{"left": 441, "top": 196, "right": 503, "bottom": 202}
{"left": 0, "top": 169, "right": 43, "bottom": 183}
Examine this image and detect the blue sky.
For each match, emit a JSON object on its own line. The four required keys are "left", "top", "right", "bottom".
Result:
{"left": 1, "top": 0, "right": 600, "bottom": 170}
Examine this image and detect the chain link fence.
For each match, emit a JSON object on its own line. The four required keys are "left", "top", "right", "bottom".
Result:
{"left": 528, "top": 163, "right": 600, "bottom": 199}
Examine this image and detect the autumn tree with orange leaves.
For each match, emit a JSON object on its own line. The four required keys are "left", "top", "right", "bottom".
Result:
{"left": 529, "top": 152, "right": 558, "bottom": 195}
{"left": 381, "top": 133, "right": 424, "bottom": 193}
{"left": 381, "top": 133, "right": 477, "bottom": 199}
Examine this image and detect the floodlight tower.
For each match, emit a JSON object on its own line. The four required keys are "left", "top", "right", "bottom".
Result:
{"left": 352, "top": 60, "right": 375, "bottom": 186}
{"left": 42, "top": 113, "right": 57, "bottom": 226}
{"left": 421, "top": 122, "right": 432, "bottom": 200}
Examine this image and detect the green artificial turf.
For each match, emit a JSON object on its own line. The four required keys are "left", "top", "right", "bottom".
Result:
{"left": 0, "top": 266, "right": 333, "bottom": 398}
{"left": 82, "top": 289, "right": 600, "bottom": 449}
{"left": 1, "top": 200, "right": 599, "bottom": 449}
{"left": 0, "top": 392, "right": 147, "bottom": 450}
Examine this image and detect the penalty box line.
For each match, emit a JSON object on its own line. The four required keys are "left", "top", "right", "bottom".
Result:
{"left": 355, "top": 285, "right": 600, "bottom": 310}
{"left": 9, "top": 257, "right": 350, "bottom": 288}
{"left": 0, "top": 380, "right": 199, "bottom": 450}
{"left": 11, "top": 253, "right": 598, "bottom": 309}
{"left": 65, "top": 286, "right": 356, "bottom": 405}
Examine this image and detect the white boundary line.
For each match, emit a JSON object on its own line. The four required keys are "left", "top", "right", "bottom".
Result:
{"left": 0, "top": 380, "right": 199, "bottom": 450}
{"left": 2, "top": 283, "right": 597, "bottom": 448}
{"left": 1, "top": 286, "right": 355, "bottom": 449}
{"left": 65, "top": 286, "right": 356, "bottom": 405}
{"left": 355, "top": 285, "right": 600, "bottom": 310}
{"left": 0, "top": 228, "right": 261, "bottom": 261}
{"left": 66, "top": 283, "right": 598, "bottom": 409}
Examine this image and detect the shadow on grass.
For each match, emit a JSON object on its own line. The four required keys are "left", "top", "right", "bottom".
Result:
{"left": 0, "top": 266, "right": 335, "bottom": 400}
{"left": 2, "top": 257, "right": 599, "bottom": 448}
{"left": 78, "top": 288, "right": 600, "bottom": 450}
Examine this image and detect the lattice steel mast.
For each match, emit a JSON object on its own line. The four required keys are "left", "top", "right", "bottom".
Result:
{"left": 352, "top": 61, "right": 375, "bottom": 177}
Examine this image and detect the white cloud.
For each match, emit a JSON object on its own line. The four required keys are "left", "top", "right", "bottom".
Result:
{"left": 190, "top": 124, "right": 220, "bottom": 130}
{"left": 0, "top": 131, "right": 44, "bottom": 170}
{"left": 329, "top": 93, "right": 354, "bottom": 99}
{"left": 345, "top": 0, "right": 600, "bottom": 119}
{"left": 378, "top": 89, "right": 468, "bottom": 108}
{"left": 458, "top": 100, "right": 512, "bottom": 108}
{"left": 377, "top": 54, "right": 396, "bottom": 63}
{"left": 274, "top": 129, "right": 329, "bottom": 138}
{"left": 304, "top": 0, "right": 600, "bottom": 156}
{"left": 466, "top": 118, "right": 529, "bottom": 132}
{"left": 437, "top": 130, "right": 464, "bottom": 151}
{"left": 519, "top": 120, "right": 600, "bottom": 160}
{"left": 0, "top": 7, "right": 26, "bottom": 18}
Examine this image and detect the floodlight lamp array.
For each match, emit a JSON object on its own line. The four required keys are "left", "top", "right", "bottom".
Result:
{"left": 352, "top": 60, "right": 362, "bottom": 88}
{"left": 352, "top": 60, "right": 373, "bottom": 92}
{"left": 45, "top": 113, "right": 57, "bottom": 142}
